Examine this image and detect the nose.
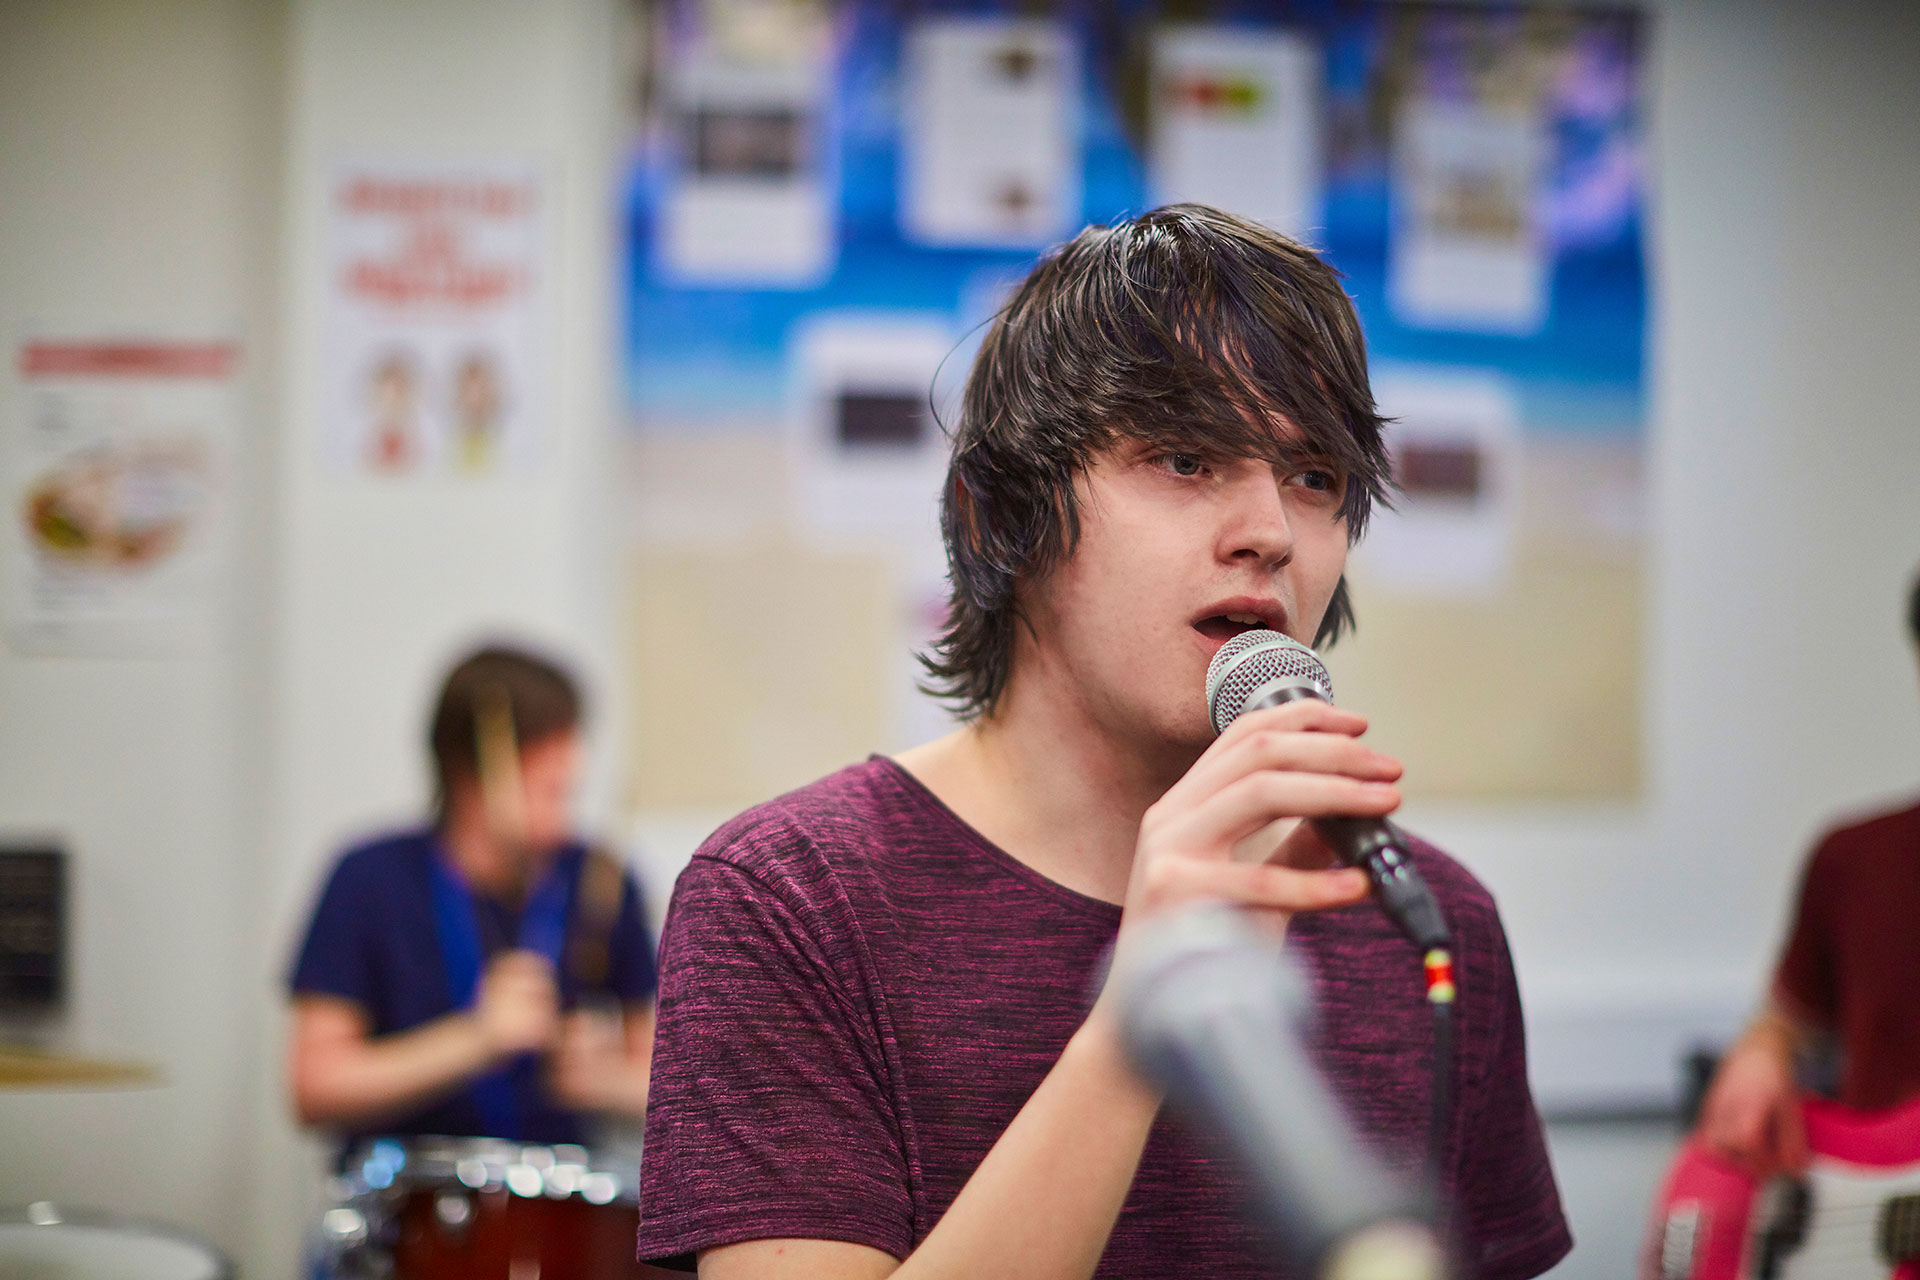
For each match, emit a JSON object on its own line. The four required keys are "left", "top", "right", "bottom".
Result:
{"left": 1217, "top": 462, "right": 1294, "bottom": 570}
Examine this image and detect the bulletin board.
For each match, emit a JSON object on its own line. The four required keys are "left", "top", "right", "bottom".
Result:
{"left": 620, "top": 0, "right": 1648, "bottom": 808}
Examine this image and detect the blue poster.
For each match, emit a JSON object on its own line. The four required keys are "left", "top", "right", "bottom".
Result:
{"left": 620, "top": 1, "right": 1649, "bottom": 806}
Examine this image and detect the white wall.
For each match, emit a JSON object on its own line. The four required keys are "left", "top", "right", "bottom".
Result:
{"left": 0, "top": 0, "right": 283, "bottom": 1258}
{"left": 250, "top": 0, "right": 623, "bottom": 1272}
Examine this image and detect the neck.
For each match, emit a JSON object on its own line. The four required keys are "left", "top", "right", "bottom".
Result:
{"left": 438, "top": 799, "right": 527, "bottom": 899}
{"left": 901, "top": 660, "right": 1201, "bottom": 905}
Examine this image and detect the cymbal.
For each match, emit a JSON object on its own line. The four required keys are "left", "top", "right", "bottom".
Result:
{"left": 0, "top": 1045, "right": 159, "bottom": 1088}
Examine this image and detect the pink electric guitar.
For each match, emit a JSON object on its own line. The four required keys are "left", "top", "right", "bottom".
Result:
{"left": 1644, "top": 1094, "right": 1920, "bottom": 1279}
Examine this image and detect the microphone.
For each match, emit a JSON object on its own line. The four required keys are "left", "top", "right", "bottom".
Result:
{"left": 1112, "top": 906, "right": 1446, "bottom": 1279}
{"left": 1205, "top": 630, "right": 1451, "bottom": 953}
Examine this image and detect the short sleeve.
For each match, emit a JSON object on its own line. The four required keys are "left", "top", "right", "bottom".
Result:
{"left": 288, "top": 854, "right": 381, "bottom": 1009}
{"left": 607, "top": 869, "right": 658, "bottom": 1003}
{"left": 1773, "top": 837, "right": 1840, "bottom": 1028}
{"left": 636, "top": 851, "right": 913, "bottom": 1267}
{"left": 1451, "top": 928, "right": 1572, "bottom": 1279}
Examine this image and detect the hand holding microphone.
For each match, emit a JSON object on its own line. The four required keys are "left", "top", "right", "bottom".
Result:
{"left": 1191, "top": 630, "right": 1460, "bottom": 1243}
{"left": 1205, "top": 630, "right": 1451, "bottom": 953}
{"left": 1116, "top": 648, "right": 1403, "bottom": 944}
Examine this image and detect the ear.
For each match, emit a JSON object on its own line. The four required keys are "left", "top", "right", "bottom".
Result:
{"left": 439, "top": 767, "right": 483, "bottom": 824}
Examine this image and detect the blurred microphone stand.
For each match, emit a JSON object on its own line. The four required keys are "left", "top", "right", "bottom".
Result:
{"left": 1111, "top": 907, "right": 1450, "bottom": 1280}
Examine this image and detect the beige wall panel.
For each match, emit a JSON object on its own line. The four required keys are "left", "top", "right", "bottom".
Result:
{"left": 628, "top": 542, "right": 893, "bottom": 809}
{"left": 1333, "top": 551, "right": 1641, "bottom": 800}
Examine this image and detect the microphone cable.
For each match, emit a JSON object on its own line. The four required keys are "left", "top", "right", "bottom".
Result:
{"left": 1421, "top": 946, "right": 1456, "bottom": 1202}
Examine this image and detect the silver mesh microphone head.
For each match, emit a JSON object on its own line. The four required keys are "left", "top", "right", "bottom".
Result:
{"left": 1205, "top": 630, "right": 1334, "bottom": 735}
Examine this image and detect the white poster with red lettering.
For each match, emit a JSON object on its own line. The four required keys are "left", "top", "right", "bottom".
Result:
{"left": 7, "top": 339, "right": 237, "bottom": 653}
{"left": 323, "top": 160, "right": 547, "bottom": 476}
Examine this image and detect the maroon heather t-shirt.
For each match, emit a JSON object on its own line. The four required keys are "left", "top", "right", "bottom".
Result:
{"left": 637, "top": 759, "right": 1569, "bottom": 1278}
{"left": 1774, "top": 799, "right": 1920, "bottom": 1111}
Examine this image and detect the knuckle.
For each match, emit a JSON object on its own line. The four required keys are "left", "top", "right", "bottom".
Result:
{"left": 1253, "top": 729, "right": 1303, "bottom": 766}
{"left": 1239, "top": 772, "right": 1288, "bottom": 813}
{"left": 1221, "top": 712, "right": 1266, "bottom": 742}
{"left": 1139, "top": 799, "right": 1173, "bottom": 835}
{"left": 1141, "top": 855, "right": 1189, "bottom": 898}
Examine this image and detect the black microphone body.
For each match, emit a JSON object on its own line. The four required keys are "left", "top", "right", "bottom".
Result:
{"left": 1244, "top": 681, "right": 1452, "bottom": 952}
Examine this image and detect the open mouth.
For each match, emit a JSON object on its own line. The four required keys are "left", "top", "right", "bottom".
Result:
{"left": 1193, "top": 613, "right": 1273, "bottom": 644}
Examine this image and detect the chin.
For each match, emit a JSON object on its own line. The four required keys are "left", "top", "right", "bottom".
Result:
{"left": 1150, "top": 702, "right": 1219, "bottom": 759}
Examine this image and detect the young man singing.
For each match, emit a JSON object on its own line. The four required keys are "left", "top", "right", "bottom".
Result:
{"left": 636, "top": 205, "right": 1570, "bottom": 1278}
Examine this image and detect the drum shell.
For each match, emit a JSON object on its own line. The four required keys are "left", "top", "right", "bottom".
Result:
{"left": 323, "top": 1137, "right": 675, "bottom": 1280}
{"left": 393, "top": 1186, "right": 645, "bottom": 1280}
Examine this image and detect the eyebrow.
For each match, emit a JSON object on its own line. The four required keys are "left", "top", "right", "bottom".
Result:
{"left": 1123, "top": 430, "right": 1341, "bottom": 472}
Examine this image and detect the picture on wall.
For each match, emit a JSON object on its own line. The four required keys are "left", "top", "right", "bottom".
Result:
{"left": 323, "top": 160, "right": 549, "bottom": 477}
{"left": 7, "top": 340, "right": 237, "bottom": 654}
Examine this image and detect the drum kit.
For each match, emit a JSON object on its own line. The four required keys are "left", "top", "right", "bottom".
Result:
{"left": 317, "top": 1136, "right": 665, "bottom": 1279}
{"left": 3, "top": 1135, "right": 667, "bottom": 1280}
{"left": 2, "top": 868, "right": 669, "bottom": 1279}
{"left": 7, "top": 1113, "right": 663, "bottom": 1269}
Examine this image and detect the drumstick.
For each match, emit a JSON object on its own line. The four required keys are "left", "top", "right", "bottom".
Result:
{"left": 474, "top": 683, "right": 623, "bottom": 1008}
{"left": 473, "top": 683, "right": 534, "bottom": 900}
{"left": 567, "top": 847, "right": 625, "bottom": 998}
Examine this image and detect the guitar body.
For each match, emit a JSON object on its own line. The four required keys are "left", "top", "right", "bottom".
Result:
{"left": 1645, "top": 1094, "right": 1920, "bottom": 1279}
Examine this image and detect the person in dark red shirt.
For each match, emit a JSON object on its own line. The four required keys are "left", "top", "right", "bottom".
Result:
{"left": 637, "top": 205, "right": 1570, "bottom": 1279}
{"left": 1699, "top": 572, "right": 1920, "bottom": 1172}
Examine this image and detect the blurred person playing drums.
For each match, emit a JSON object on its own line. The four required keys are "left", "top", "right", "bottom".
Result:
{"left": 286, "top": 645, "right": 657, "bottom": 1150}
{"left": 1698, "top": 571, "right": 1920, "bottom": 1175}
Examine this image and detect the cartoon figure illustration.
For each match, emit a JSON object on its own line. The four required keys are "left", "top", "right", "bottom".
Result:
{"left": 451, "top": 350, "right": 506, "bottom": 475}
{"left": 367, "top": 350, "right": 420, "bottom": 473}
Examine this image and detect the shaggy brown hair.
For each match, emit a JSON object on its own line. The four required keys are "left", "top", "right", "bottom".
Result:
{"left": 921, "top": 204, "right": 1391, "bottom": 721}
{"left": 429, "top": 644, "right": 582, "bottom": 810}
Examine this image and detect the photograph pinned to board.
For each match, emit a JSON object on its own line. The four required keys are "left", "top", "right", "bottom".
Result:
{"left": 1390, "top": 97, "right": 1550, "bottom": 335}
{"left": 902, "top": 16, "right": 1081, "bottom": 249}
{"left": 1354, "top": 366, "right": 1522, "bottom": 597}
{"left": 323, "top": 159, "right": 548, "bottom": 477}
{"left": 650, "top": 4, "right": 838, "bottom": 288}
{"left": 785, "top": 312, "right": 953, "bottom": 557}
{"left": 6, "top": 340, "right": 236, "bottom": 654}
{"left": 1148, "top": 26, "right": 1323, "bottom": 241}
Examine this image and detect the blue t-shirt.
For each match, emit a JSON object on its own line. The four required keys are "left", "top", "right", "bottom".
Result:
{"left": 288, "top": 828, "right": 658, "bottom": 1147}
